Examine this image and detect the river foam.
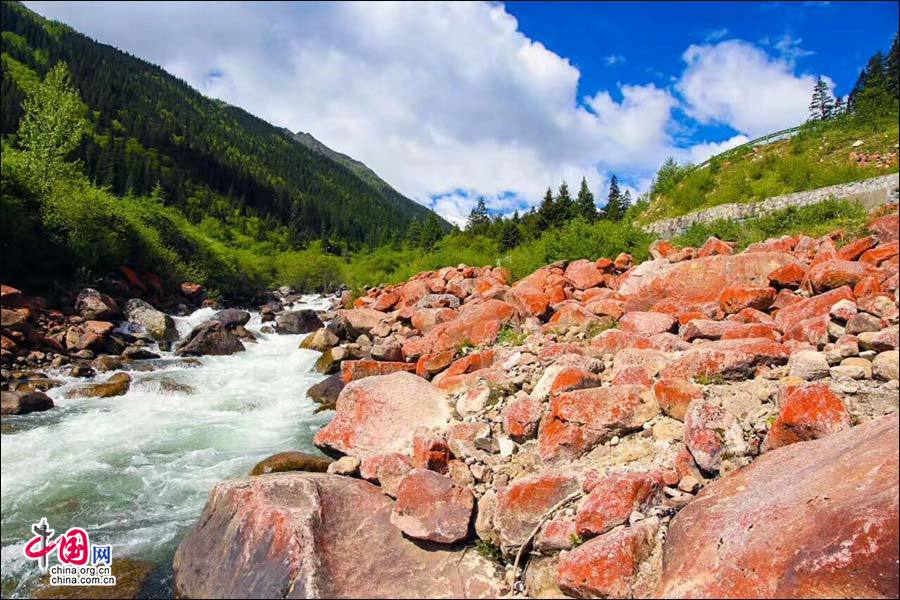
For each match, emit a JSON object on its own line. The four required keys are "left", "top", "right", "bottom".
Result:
{"left": 0, "top": 296, "right": 332, "bottom": 596}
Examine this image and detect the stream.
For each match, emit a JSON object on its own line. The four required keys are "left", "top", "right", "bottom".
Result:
{"left": 0, "top": 296, "right": 333, "bottom": 597}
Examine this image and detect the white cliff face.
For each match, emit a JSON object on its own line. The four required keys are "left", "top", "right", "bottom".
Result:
{"left": 0, "top": 299, "right": 332, "bottom": 597}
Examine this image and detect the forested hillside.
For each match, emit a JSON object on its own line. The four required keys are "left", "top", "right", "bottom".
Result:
{"left": 0, "top": 1, "right": 440, "bottom": 248}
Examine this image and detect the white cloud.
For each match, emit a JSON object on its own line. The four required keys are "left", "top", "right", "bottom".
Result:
{"left": 604, "top": 54, "right": 626, "bottom": 66}
{"left": 677, "top": 40, "right": 819, "bottom": 137}
{"left": 772, "top": 34, "right": 815, "bottom": 64}
{"left": 685, "top": 134, "right": 751, "bottom": 164}
{"left": 23, "top": 2, "right": 832, "bottom": 223}
{"left": 704, "top": 28, "right": 730, "bottom": 42}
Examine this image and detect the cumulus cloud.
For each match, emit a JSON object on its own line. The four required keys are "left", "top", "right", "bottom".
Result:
{"left": 677, "top": 40, "right": 818, "bottom": 137}
{"left": 24, "top": 1, "right": 831, "bottom": 222}
{"left": 685, "top": 134, "right": 751, "bottom": 164}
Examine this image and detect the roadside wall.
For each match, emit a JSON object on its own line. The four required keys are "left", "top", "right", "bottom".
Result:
{"left": 642, "top": 173, "right": 900, "bottom": 239}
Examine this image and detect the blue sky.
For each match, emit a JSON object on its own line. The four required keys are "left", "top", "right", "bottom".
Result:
{"left": 25, "top": 1, "right": 900, "bottom": 225}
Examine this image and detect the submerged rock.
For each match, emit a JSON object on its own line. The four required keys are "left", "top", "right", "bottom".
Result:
{"left": 66, "top": 373, "right": 132, "bottom": 398}
{"left": 275, "top": 309, "right": 324, "bottom": 334}
{"left": 1, "top": 390, "right": 54, "bottom": 415}
{"left": 249, "top": 451, "right": 332, "bottom": 476}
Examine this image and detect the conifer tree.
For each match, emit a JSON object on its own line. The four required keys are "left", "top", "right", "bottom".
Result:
{"left": 555, "top": 181, "right": 574, "bottom": 224}
{"left": 537, "top": 186, "right": 557, "bottom": 229}
{"left": 887, "top": 32, "right": 899, "bottom": 97}
{"left": 466, "top": 196, "right": 490, "bottom": 233}
{"left": 575, "top": 176, "right": 596, "bottom": 221}
{"left": 808, "top": 76, "right": 833, "bottom": 121}
{"left": 604, "top": 174, "right": 624, "bottom": 221}
{"left": 419, "top": 212, "right": 443, "bottom": 250}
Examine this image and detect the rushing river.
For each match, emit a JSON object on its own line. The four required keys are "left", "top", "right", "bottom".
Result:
{"left": 0, "top": 296, "right": 333, "bottom": 597}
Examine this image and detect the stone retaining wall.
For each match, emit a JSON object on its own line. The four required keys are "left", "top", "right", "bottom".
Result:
{"left": 642, "top": 173, "right": 899, "bottom": 239}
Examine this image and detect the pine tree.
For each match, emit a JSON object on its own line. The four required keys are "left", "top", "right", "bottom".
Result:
{"left": 466, "top": 197, "right": 490, "bottom": 233}
{"left": 621, "top": 190, "right": 633, "bottom": 219}
{"left": 537, "top": 186, "right": 558, "bottom": 229}
{"left": 887, "top": 32, "right": 899, "bottom": 98}
{"left": 575, "top": 177, "right": 596, "bottom": 221}
{"left": 499, "top": 219, "right": 522, "bottom": 250}
{"left": 604, "top": 175, "right": 624, "bottom": 221}
{"left": 849, "top": 51, "right": 888, "bottom": 112}
{"left": 833, "top": 95, "right": 845, "bottom": 116}
{"left": 808, "top": 76, "right": 833, "bottom": 121}
{"left": 555, "top": 181, "right": 574, "bottom": 223}
{"left": 420, "top": 212, "right": 443, "bottom": 250}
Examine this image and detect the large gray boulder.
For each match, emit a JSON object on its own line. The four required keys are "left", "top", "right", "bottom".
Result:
{"left": 125, "top": 298, "right": 177, "bottom": 341}
{"left": 211, "top": 309, "right": 251, "bottom": 330}
{"left": 173, "top": 473, "right": 502, "bottom": 598}
{"left": 275, "top": 310, "right": 323, "bottom": 335}
{"left": 176, "top": 321, "right": 244, "bottom": 356}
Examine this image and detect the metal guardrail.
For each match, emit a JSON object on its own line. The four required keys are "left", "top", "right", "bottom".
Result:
{"left": 695, "top": 125, "right": 806, "bottom": 170}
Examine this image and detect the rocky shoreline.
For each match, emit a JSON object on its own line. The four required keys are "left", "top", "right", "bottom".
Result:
{"left": 176, "top": 206, "right": 897, "bottom": 598}
{"left": 3, "top": 206, "right": 898, "bottom": 598}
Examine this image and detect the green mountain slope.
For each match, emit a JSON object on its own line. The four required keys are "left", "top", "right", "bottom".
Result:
{"left": 639, "top": 115, "right": 899, "bottom": 224}
{"left": 0, "top": 1, "right": 443, "bottom": 248}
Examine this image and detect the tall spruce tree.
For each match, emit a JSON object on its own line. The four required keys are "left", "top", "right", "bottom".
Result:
{"left": 538, "top": 186, "right": 558, "bottom": 229}
{"left": 466, "top": 196, "right": 490, "bottom": 233}
{"left": 575, "top": 177, "right": 597, "bottom": 221}
{"left": 888, "top": 32, "right": 899, "bottom": 97}
{"left": 808, "top": 76, "right": 834, "bottom": 121}
{"left": 555, "top": 181, "right": 574, "bottom": 224}
{"left": 604, "top": 174, "right": 624, "bottom": 221}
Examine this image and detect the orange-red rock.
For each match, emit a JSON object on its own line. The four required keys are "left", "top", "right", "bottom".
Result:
{"left": 412, "top": 432, "right": 451, "bottom": 473}
{"left": 502, "top": 395, "right": 544, "bottom": 441}
{"left": 653, "top": 378, "right": 702, "bottom": 421}
{"left": 359, "top": 452, "right": 413, "bottom": 497}
{"left": 768, "top": 262, "right": 808, "bottom": 289}
{"left": 618, "top": 311, "right": 676, "bottom": 336}
{"left": 314, "top": 372, "right": 451, "bottom": 459}
{"left": 717, "top": 285, "right": 776, "bottom": 314}
{"left": 575, "top": 472, "right": 662, "bottom": 537}
{"left": 538, "top": 385, "right": 658, "bottom": 461}
{"left": 656, "top": 414, "right": 899, "bottom": 599}
{"left": 548, "top": 367, "right": 603, "bottom": 396}
{"left": 565, "top": 259, "right": 604, "bottom": 290}
{"left": 410, "top": 307, "right": 456, "bottom": 334}
{"left": 557, "top": 518, "right": 659, "bottom": 599}
{"left": 610, "top": 365, "right": 653, "bottom": 387}
{"left": 590, "top": 330, "right": 653, "bottom": 354}
{"left": 494, "top": 472, "right": 580, "bottom": 547}
{"left": 764, "top": 383, "right": 850, "bottom": 451}
{"left": 445, "top": 350, "right": 494, "bottom": 376}
{"left": 683, "top": 399, "right": 740, "bottom": 473}
{"left": 774, "top": 286, "right": 855, "bottom": 333}
{"left": 697, "top": 236, "right": 733, "bottom": 257}
{"left": 340, "top": 359, "right": 416, "bottom": 384}
{"left": 868, "top": 212, "right": 899, "bottom": 242}
{"left": 402, "top": 300, "right": 517, "bottom": 359}
{"left": 837, "top": 236, "right": 877, "bottom": 261}
{"left": 860, "top": 240, "right": 899, "bottom": 266}
{"left": 390, "top": 469, "right": 474, "bottom": 543}
{"left": 806, "top": 259, "right": 874, "bottom": 293}
{"left": 415, "top": 350, "right": 455, "bottom": 378}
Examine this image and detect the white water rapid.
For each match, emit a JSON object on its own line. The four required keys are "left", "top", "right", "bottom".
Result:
{"left": 0, "top": 295, "right": 333, "bottom": 596}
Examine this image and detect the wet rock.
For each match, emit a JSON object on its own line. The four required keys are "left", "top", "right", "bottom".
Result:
{"left": 1, "top": 390, "right": 53, "bottom": 415}
{"left": 557, "top": 518, "right": 660, "bottom": 599}
{"left": 91, "top": 354, "right": 124, "bottom": 373}
{"left": 121, "top": 346, "right": 160, "bottom": 360}
{"left": 69, "top": 363, "right": 95, "bottom": 378}
{"left": 173, "top": 473, "right": 503, "bottom": 598}
{"left": 656, "top": 414, "right": 899, "bottom": 599}
{"left": 249, "top": 451, "right": 332, "bottom": 476}
{"left": 211, "top": 308, "right": 251, "bottom": 329}
{"left": 75, "top": 288, "right": 120, "bottom": 321}
{"left": 314, "top": 371, "right": 451, "bottom": 459}
{"left": 66, "top": 373, "right": 132, "bottom": 398}
{"left": 390, "top": 469, "right": 474, "bottom": 544}
{"left": 275, "top": 309, "right": 324, "bottom": 334}
{"left": 125, "top": 298, "right": 177, "bottom": 341}
{"left": 32, "top": 556, "right": 154, "bottom": 599}
{"left": 330, "top": 308, "right": 386, "bottom": 339}
{"left": 763, "top": 383, "right": 850, "bottom": 451}
{"left": 340, "top": 359, "right": 417, "bottom": 384}
{"left": 306, "top": 373, "right": 344, "bottom": 410}
{"left": 176, "top": 321, "right": 245, "bottom": 357}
